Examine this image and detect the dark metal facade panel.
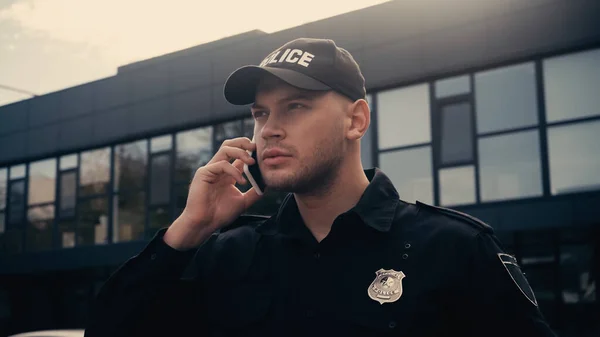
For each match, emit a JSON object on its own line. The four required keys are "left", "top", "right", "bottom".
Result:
{"left": 92, "top": 75, "right": 131, "bottom": 112}
{"left": 210, "top": 84, "right": 247, "bottom": 122}
{"left": 60, "top": 84, "right": 94, "bottom": 119}
{"left": 92, "top": 106, "right": 131, "bottom": 145}
{"left": 130, "top": 63, "right": 170, "bottom": 102}
{"left": 169, "top": 53, "right": 213, "bottom": 92}
{"left": 360, "top": 37, "right": 424, "bottom": 90}
{"left": 0, "top": 131, "right": 27, "bottom": 163}
{"left": 0, "top": 100, "right": 28, "bottom": 135}
{"left": 26, "top": 124, "right": 59, "bottom": 157}
{"left": 170, "top": 87, "right": 213, "bottom": 127}
{"left": 129, "top": 97, "right": 171, "bottom": 135}
{"left": 210, "top": 40, "right": 265, "bottom": 86}
{"left": 58, "top": 114, "right": 95, "bottom": 151}
{"left": 28, "top": 92, "right": 60, "bottom": 128}
{"left": 257, "top": 27, "right": 310, "bottom": 58}
{"left": 360, "top": 0, "right": 423, "bottom": 47}
{"left": 304, "top": 10, "right": 365, "bottom": 50}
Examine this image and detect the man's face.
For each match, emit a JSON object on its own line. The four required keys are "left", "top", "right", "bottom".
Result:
{"left": 250, "top": 75, "right": 351, "bottom": 195}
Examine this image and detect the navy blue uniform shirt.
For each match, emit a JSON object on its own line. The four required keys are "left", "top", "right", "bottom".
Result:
{"left": 85, "top": 168, "right": 557, "bottom": 337}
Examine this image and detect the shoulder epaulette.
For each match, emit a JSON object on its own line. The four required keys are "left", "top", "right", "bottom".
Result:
{"left": 416, "top": 201, "right": 493, "bottom": 234}
{"left": 220, "top": 214, "right": 272, "bottom": 233}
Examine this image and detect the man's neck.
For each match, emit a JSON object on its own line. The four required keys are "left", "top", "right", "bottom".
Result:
{"left": 294, "top": 164, "right": 370, "bottom": 242}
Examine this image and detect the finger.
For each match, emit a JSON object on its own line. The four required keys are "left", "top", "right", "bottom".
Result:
{"left": 204, "top": 161, "right": 246, "bottom": 185}
{"left": 221, "top": 137, "right": 255, "bottom": 152}
{"left": 232, "top": 158, "right": 245, "bottom": 172}
{"left": 209, "top": 146, "right": 255, "bottom": 166}
{"left": 243, "top": 187, "right": 263, "bottom": 209}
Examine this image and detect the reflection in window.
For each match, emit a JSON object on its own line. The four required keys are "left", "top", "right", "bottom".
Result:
{"left": 60, "top": 154, "right": 78, "bottom": 170}
{"left": 0, "top": 168, "right": 6, "bottom": 211}
{"left": 60, "top": 172, "right": 76, "bottom": 218}
{"left": 439, "top": 102, "right": 473, "bottom": 165}
{"left": 10, "top": 164, "right": 25, "bottom": 180}
{"left": 176, "top": 127, "right": 213, "bottom": 183}
{"left": 113, "top": 192, "right": 145, "bottom": 243}
{"left": 26, "top": 205, "right": 54, "bottom": 252}
{"left": 78, "top": 197, "right": 108, "bottom": 246}
{"left": 560, "top": 244, "right": 596, "bottom": 304}
{"left": 151, "top": 135, "right": 172, "bottom": 153}
{"left": 59, "top": 219, "right": 76, "bottom": 248}
{"left": 379, "top": 146, "right": 433, "bottom": 204}
{"left": 9, "top": 181, "right": 25, "bottom": 225}
{"left": 114, "top": 140, "right": 148, "bottom": 192}
{"left": 548, "top": 120, "right": 600, "bottom": 195}
{"left": 439, "top": 166, "right": 476, "bottom": 206}
{"left": 544, "top": 48, "right": 600, "bottom": 123}
{"left": 149, "top": 206, "right": 170, "bottom": 236}
{"left": 28, "top": 158, "right": 56, "bottom": 205}
{"left": 80, "top": 148, "right": 110, "bottom": 196}
{"left": 479, "top": 130, "right": 543, "bottom": 202}
{"left": 475, "top": 62, "right": 538, "bottom": 134}
{"left": 377, "top": 84, "right": 431, "bottom": 149}
{"left": 215, "top": 120, "right": 243, "bottom": 149}
{"left": 243, "top": 117, "right": 255, "bottom": 140}
{"left": 435, "top": 75, "right": 470, "bottom": 98}
{"left": 150, "top": 154, "right": 171, "bottom": 206}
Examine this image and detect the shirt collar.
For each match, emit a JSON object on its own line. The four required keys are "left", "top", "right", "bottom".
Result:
{"left": 255, "top": 168, "right": 400, "bottom": 235}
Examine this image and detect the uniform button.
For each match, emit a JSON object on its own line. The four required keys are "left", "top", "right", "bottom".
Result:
{"left": 388, "top": 321, "right": 397, "bottom": 329}
{"left": 402, "top": 253, "right": 408, "bottom": 260}
{"left": 306, "top": 309, "right": 315, "bottom": 318}
{"left": 313, "top": 252, "right": 320, "bottom": 259}
{"left": 150, "top": 253, "right": 157, "bottom": 260}
{"left": 404, "top": 243, "right": 411, "bottom": 249}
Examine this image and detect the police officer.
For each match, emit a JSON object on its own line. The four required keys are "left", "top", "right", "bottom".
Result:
{"left": 84, "top": 38, "right": 557, "bottom": 337}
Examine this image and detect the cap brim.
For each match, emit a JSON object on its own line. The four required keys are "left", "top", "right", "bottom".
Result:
{"left": 223, "top": 66, "right": 331, "bottom": 105}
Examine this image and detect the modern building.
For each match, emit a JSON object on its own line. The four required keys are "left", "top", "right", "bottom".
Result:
{"left": 1, "top": 0, "right": 599, "bottom": 335}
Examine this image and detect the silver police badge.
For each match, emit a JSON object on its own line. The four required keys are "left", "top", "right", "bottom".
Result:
{"left": 368, "top": 268, "right": 406, "bottom": 304}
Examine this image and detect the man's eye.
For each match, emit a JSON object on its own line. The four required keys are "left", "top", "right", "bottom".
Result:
{"left": 289, "top": 103, "right": 306, "bottom": 110}
{"left": 253, "top": 111, "right": 267, "bottom": 119}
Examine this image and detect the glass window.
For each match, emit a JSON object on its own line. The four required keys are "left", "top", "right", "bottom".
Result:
{"left": 78, "top": 197, "right": 108, "bottom": 246}
{"left": 150, "top": 154, "right": 171, "bottom": 206}
{"left": 439, "top": 102, "right": 473, "bottom": 165}
{"left": 0, "top": 212, "right": 4, "bottom": 233}
{"left": 435, "top": 75, "right": 470, "bottom": 98}
{"left": 28, "top": 158, "right": 56, "bottom": 205}
{"left": 544, "top": 48, "right": 600, "bottom": 123}
{"left": 560, "top": 244, "right": 596, "bottom": 304}
{"left": 377, "top": 83, "right": 431, "bottom": 149}
{"left": 475, "top": 62, "right": 539, "bottom": 134}
{"left": 176, "top": 127, "right": 213, "bottom": 183}
{"left": 215, "top": 120, "right": 243, "bottom": 149}
{"left": 479, "top": 130, "right": 543, "bottom": 202}
{"left": 60, "top": 154, "right": 78, "bottom": 170}
{"left": 9, "top": 164, "right": 25, "bottom": 180}
{"left": 80, "top": 147, "right": 110, "bottom": 196}
{"left": 548, "top": 120, "right": 600, "bottom": 195}
{"left": 60, "top": 172, "right": 76, "bottom": 218}
{"left": 9, "top": 180, "right": 25, "bottom": 224}
{"left": 114, "top": 140, "right": 148, "bottom": 192}
{"left": 379, "top": 146, "right": 433, "bottom": 204}
{"left": 112, "top": 192, "right": 145, "bottom": 243}
{"left": 149, "top": 206, "right": 171, "bottom": 235}
{"left": 361, "top": 124, "right": 373, "bottom": 169}
{"left": 243, "top": 117, "right": 255, "bottom": 140}
{"left": 0, "top": 168, "right": 6, "bottom": 211}
{"left": 439, "top": 166, "right": 476, "bottom": 206}
{"left": 151, "top": 135, "right": 172, "bottom": 153}
{"left": 26, "top": 205, "right": 54, "bottom": 252}
{"left": 59, "top": 219, "right": 75, "bottom": 248}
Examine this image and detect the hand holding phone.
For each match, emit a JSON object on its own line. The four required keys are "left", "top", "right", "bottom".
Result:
{"left": 243, "top": 144, "right": 266, "bottom": 195}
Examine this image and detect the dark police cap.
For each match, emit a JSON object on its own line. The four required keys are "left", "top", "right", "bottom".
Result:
{"left": 223, "top": 38, "right": 366, "bottom": 105}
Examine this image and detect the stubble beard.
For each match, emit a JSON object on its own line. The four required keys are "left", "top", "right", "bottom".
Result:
{"left": 264, "top": 136, "right": 345, "bottom": 197}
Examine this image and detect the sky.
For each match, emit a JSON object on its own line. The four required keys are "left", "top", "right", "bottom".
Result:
{"left": 0, "top": 0, "right": 389, "bottom": 107}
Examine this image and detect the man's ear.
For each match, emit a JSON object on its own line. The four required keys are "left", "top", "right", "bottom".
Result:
{"left": 346, "top": 98, "right": 370, "bottom": 141}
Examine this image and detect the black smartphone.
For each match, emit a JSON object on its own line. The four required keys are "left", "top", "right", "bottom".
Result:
{"left": 243, "top": 145, "right": 266, "bottom": 195}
